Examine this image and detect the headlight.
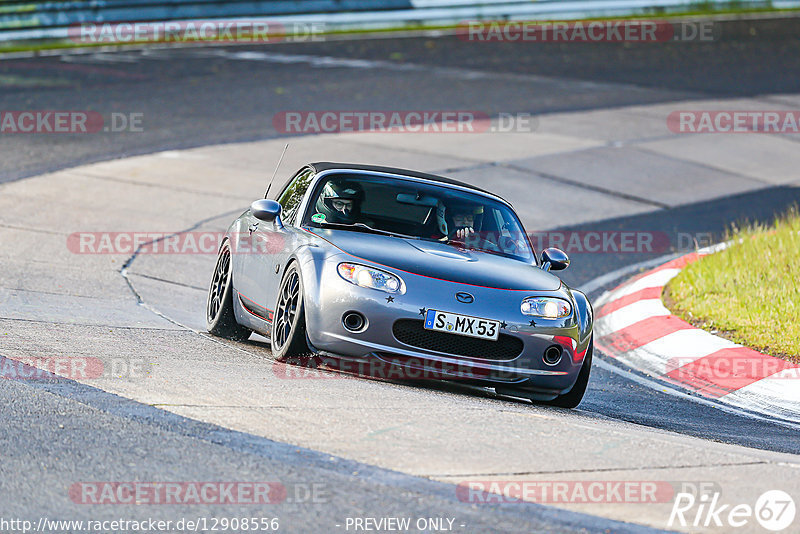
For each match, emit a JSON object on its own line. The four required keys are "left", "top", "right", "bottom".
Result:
{"left": 337, "top": 263, "right": 404, "bottom": 294}
{"left": 520, "top": 297, "right": 571, "bottom": 318}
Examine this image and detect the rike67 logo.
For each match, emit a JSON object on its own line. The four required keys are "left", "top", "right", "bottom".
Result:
{"left": 669, "top": 490, "right": 796, "bottom": 531}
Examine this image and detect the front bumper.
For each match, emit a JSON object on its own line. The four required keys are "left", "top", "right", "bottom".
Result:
{"left": 302, "top": 260, "right": 589, "bottom": 394}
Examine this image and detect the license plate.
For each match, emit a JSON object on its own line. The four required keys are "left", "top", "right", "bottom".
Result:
{"left": 424, "top": 309, "right": 500, "bottom": 341}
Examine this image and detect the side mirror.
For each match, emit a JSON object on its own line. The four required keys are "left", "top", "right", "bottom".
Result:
{"left": 540, "top": 247, "right": 569, "bottom": 272}
{"left": 251, "top": 199, "right": 283, "bottom": 226}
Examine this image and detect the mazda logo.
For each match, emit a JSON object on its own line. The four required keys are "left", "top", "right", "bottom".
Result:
{"left": 455, "top": 292, "right": 474, "bottom": 304}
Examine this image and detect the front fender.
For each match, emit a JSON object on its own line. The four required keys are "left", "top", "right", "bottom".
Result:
{"left": 570, "top": 288, "right": 594, "bottom": 350}
{"left": 225, "top": 210, "right": 250, "bottom": 292}
{"left": 223, "top": 211, "right": 249, "bottom": 248}
{"left": 291, "top": 245, "right": 345, "bottom": 348}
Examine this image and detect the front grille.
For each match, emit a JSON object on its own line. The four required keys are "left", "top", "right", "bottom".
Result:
{"left": 392, "top": 319, "right": 524, "bottom": 361}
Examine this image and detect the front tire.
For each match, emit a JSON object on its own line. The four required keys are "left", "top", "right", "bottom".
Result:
{"left": 548, "top": 337, "right": 593, "bottom": 409}
{"left": 206, "top": 239, "right": 252, "bottom": 341}
{"left": 271, "top": 263, "right": 310, "bottom": 361}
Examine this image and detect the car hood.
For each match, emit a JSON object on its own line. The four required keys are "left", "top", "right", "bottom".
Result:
{"left": 308, "top": 228, "right": 562, "bottom": 291}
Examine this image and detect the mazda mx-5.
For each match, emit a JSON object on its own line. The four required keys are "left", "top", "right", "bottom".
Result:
{"left": 206, "top": 163, "right": 593, "bottom": 407}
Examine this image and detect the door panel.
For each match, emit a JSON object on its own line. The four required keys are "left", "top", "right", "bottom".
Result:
{"left": 232, "top": 213, "right": 268, "bottom": 322}
{"left": 250, "top": 221, "right": 287, "bottom": 322}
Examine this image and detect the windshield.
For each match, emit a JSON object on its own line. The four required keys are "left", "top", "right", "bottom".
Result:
{"left": 303, "top": 173, "right": 535, "bottom": 262}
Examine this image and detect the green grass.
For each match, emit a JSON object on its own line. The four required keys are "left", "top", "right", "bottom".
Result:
{"left": 664, "top": 207, "right": 800, "bottom": 361}
{"left": 1, "top": 5, "right": 799, "bottom": 54}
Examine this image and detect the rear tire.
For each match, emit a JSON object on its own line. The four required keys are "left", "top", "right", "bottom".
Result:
{"left": 548, "top": 337, "right": 593, "bottom": 409}
{"left": 271, "top": 263, "right": 310, "bottom": 361}
{"left": 206, "top": 239, "right": 252, "bottom": 341}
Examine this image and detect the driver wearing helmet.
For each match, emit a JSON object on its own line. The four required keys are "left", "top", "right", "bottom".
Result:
{"left": 314, "top": 180, "right": 366, "bottom": 224}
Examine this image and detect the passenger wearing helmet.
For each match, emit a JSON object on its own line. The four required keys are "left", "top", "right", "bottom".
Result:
{"left": 314, "top": 180, "right": 365, "bottom": 224}
{"left": 446, "top": 203, "right": 484, "bottom": 242}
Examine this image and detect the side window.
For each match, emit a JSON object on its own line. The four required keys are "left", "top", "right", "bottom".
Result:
{"left": 277, "top": 169, "right": 314, "bottom": 225}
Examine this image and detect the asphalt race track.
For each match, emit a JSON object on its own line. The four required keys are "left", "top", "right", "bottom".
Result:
{"left": 2, "top": 15, "right": 800, "bottom": 534}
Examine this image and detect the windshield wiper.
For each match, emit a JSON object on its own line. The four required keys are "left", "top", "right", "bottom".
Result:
{"left": 315, "top": 221, "right": 419, "bottom": 240}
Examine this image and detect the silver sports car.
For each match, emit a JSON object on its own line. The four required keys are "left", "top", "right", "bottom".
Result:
{"left": 206, "top": 163, "right": 593, "bottom": 407}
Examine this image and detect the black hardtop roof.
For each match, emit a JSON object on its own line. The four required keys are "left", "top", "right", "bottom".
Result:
{"left": 308, "top": 162, "right": 497, "bottom": 198}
